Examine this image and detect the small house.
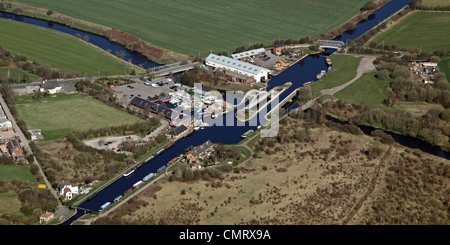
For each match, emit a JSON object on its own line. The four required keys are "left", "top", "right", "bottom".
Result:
{"left": 186, "top": 140, "right": 214, "bottom": 163}
{"left": 40, "top": 211, "right": 54, "bottom": 224}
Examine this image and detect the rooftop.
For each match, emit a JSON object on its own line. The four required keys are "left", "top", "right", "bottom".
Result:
{"left": 206, "top": 54, "right": 268, "bottom": 75}
{"left": 231, "top": 48, "right": 265, "bottom": 59}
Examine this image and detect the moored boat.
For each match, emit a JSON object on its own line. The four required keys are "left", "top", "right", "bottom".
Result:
{"left": 157, "top": 165, "right": 166, "bottom": 173}
{"left": 241, "top": 129, "right": 254, "bottom": 138}
{"left": 123, "top": 168, "right": 135, "bottom": 177}
{"left": 143, "top": 173, "right": 155, "bottom": 181}
{"left": 165, "top": 142, "right": 175, "bottom": 150}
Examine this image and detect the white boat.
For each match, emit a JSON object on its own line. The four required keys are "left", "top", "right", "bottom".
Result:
{"left": 114, "top": 195, "right": 123, "bottom": 202}
{"left": 241, "top": 130, "right": 254, "bottom": 138}
{"left": 123, "top": 168, "right": 135, "bottom": 177}
{"left": 316, "top": 70, "right": 326, "bottom": 80}
{"left": 133, "top": 181, "right": 144, "bottom": 188}
{"left": 99, "top": 202, "right": 111, "bottom": 211}
{"left": 194, "top": 126, "right": 200, "bottom": 131}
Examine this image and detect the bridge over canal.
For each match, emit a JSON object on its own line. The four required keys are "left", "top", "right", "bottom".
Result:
{"left": 314, "top": 40, "right": 346, "bottom": 50}
{"left": 149, "top": 61, "right": 199, "bottom": 76}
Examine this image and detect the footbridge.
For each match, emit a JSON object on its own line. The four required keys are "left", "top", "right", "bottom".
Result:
{"left": 150, "top": 61, "right": 199, "bottom": 76}
{"left": 314, "top": 40, "right": 346, "bottom": 49}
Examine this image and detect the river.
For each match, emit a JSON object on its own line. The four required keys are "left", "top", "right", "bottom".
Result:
{"left": 0, "top": 11, "right": 160, "bottom": 69}
{"left": 0, "top": 0, "right": 422, "bottom": 225}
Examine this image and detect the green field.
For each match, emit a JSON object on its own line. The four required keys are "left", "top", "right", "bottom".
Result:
{"left": 0, "top": 165, "right": 37, "bottom": 183}
{"left": 15, "top": 93, "right": 144, "bottom": 140}
{"left": 371, "top": 11, "right": 450, "bottom": 52}
{"left": 0, "top": 67, "right": 40, "bottom": 83}
{"left": 335, "top": 72, "right": 391, "bottom": 107}
{"left": 16, "top": 0, "right": 368, "bottom": 56}
{"left": 438, "top": 58, "right": 450, "bottom": 83}
{"left": 309, "top": 54, "right": 361, "bottom": 97}
{"left": 0, "top": 18, "right": 139, "bottom": 76}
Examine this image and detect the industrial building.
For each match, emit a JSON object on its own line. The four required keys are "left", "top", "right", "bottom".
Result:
{"left": 205, "top": 54, "right": 270, "bottom": 83}
{"left": 231, "top": 48, "right": 266, "bottom": 62}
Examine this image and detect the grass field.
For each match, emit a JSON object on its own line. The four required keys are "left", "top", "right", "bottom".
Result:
{"left": 420, "top": 0, "right": 450, "bottom": 7}
{"left": 438, "top": 58, "right": 450, "bottom": 83}
{"left": 16, "top": 0, "right": 369, "bottom": 56}
{"left": 0, "top": 68, "right": 40, "bottom": 82}
{"left": 334, "top": 72, "right": 391, "bottom": 107}
{"left": 371, "top": 11, "right": 450, "bottom": 52}
{"left": 0, "top": 18, "right": 138, "bottom": 76}
{"left": 0, "top": 165, "right": 37, "bottom": 183}
{"left": 0, "top": 191, "right": 23, "bottom": 216}
{"left": 15, "top": 93, "right": 144, "bottom": 140}
{"left": 309, "top": 54, "right": 361, "bottom": 97}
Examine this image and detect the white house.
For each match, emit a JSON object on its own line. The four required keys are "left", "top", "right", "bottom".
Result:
{"left": 40, "top": 81, "right": 63, "bottom": 94}
{"left": 205, "top": 54, "right": 269, "bottom": 83}
{"left": 59, "top": 184, "right": 79, "bottom": 200}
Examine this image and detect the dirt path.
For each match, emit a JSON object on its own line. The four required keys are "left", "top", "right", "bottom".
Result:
{"left": 341, "top": 146, "right": 392, "bottom": 225}
{"left": 320, "top": 55, "right": 377, "bottom": 96}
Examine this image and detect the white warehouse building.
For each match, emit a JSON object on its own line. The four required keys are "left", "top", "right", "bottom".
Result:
{"left": 205, "top": 54, "right": 269, "bottom": 83}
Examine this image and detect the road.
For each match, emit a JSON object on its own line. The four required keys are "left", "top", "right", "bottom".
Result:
{"left": 0, "top": 93, "right": 71, "bottom": 220}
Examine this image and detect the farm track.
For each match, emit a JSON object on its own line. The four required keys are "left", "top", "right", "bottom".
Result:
{"left": 341, "top": 146, "right": 393, "bottom": 225}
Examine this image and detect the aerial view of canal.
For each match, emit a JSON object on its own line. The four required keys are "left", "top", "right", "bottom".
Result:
{"left": 0, "top": 11, "right": 160, "bottom": 69}
{"left": 6, "top": 0, "right": 441, "bottom": 225}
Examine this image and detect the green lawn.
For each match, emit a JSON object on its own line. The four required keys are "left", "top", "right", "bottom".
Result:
{"left": 15, "top": 93, "right": 144, "bottom": 140}
{"left": 0, "top": 165, "right": 37, "bottom": 183}
{"left": 438, "top": 58, "right": 450, "bottom": 83}
{"left": 0, "top": 67, "right": 40, "bottom": 83}
{"left": 334, "top": 72, "right": 391, "bottom": 107}
{"left": 16, "top": 0, "right": 369, "bottom": 56}
{"left": 309, "top": 54, "right": 361, "bottom": 97}
{"left": 371, "top": 11, "right": 450, "bottom": 52}
{"left": 0, "top": 18, "right": 139, "bottom": 76}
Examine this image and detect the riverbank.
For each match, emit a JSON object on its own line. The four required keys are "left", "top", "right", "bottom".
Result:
{"left": 3, "top": 3, "right": 189, "bottom": 65}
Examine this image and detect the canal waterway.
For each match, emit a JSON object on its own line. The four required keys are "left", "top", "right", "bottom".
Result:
{"left": 0, "top": 11, "right": 160, "bottom": 69}
{"left": 5, "top": 0, "right": 439, "bottom": 225}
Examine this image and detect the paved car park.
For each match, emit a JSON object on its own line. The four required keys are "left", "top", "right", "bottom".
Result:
{"left": 252, "top": 51, "right": 281, "bottom": 70}
{"left": 113, "top": 76, "right": 180, "bottom": 106}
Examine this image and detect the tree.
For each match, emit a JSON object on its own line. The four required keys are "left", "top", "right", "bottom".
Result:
{"left": 377, "top": 70, "right": 390, "bottom": 80}
{"left": 343, "top": 22, "right": 357, "bottom": 31}
{"left": 297, "top": 86, "right": 312, "bottom": 103}
{"left": 361, "top": 1, "right": 377, "bottom": 11}
{"left": 0, "top": 0, "right": 12, "bottom": 10}
{"left": 384, "top": 87, "right": 396, "bottom": 107}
